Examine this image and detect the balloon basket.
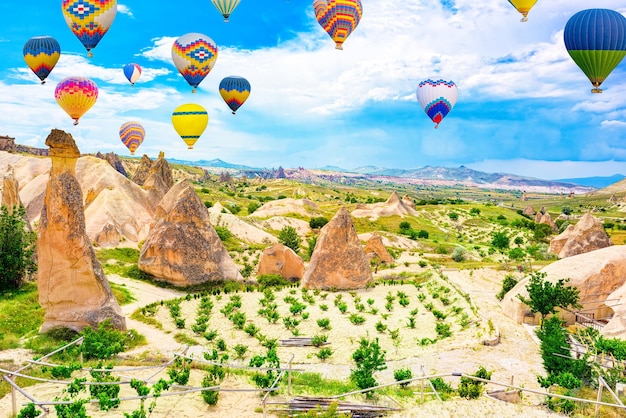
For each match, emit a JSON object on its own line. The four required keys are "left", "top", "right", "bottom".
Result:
{"left": 188, "top": 146, "right": 193, "bottom": 150}
{"left": 335, "top": 44, "right": 343, "bottom": 50}
{"left": 73, "top": 120, "right": 79, "bottom": 126}
{"left": 520, "top": 16, "right": 528, "bottom": 22}
{"left": 591, "top": 88, "right": 603, "bottom": 94}
{"left": 192, "top": 88, "right": 197, "bottom": 94}
{"left": 41, "top": 80, "right": 46, "bottom": 85}
{"left": 87, "top": 51, "right": 93, "bottom": 58}
{"left": 232, "top": 111, "right": 236, "bottom": 115}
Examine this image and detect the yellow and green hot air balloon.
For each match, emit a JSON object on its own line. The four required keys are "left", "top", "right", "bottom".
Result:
{"left": 171, "top": 104, "right": 208, "bottom": 149}
{"left": 211, "top": 0, "right": 241, "bottom": 22}
{"left": 507, "top": 0, "right": 538, "bottom": 22}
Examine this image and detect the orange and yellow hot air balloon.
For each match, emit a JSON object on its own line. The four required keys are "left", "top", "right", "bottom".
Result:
{"left": 171, "top": 104, "right": 208, "bottom": 149}
{"left": 507, "top": 0, "right": 538, "bottom": 22}
{"left": 313, "top": 0, "right": 363, "bottom": 50}
{"left": 54, "top": 77, "right": 99, "bottom": 125}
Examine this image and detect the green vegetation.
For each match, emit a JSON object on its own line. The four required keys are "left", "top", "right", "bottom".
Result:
{"left": 0, "top": 205, "right": 37, "bottom": 292}
{"left": 350, "top": 337, "right": 387, "bottom": 394}
{"left": 517, "top": 271, "right": 581, "bottom": 327}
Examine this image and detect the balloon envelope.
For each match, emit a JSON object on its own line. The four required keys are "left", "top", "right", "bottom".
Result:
{"left": 313, "top": 0, "right": 363, "bottom": 50}
{"left": 54, "top": 77, "right": 99, "bottom": 125}
{"left": 564, "top": 8, "right": 626, "bottom": 93}
{"left": 62, "top": 0, "right": 117, "bottom": 57}
{"left": 171, "top": 33, "right": 218, "bottom": 92}
{"left": 416, "top": 79, "right": 458, "bottom": 128}
{"left": 119, "top": 121, "right": 145, "bottom": 155}
{"left": 211, "top": 0, "right": 241, "bottom": 22}
{"left": 219, "top": 76, "right": 251, "bottom": 114}
{"left": 23, "top": 36, "right": 61, "bottom": 84}
{"left": 123, "top": 63, "right": 142, "bottom": 85}
{"left": 507, "top": 0, "right": 538, "bottom": 22}
{"left": 171, "top": 104, "right": 209, "bottom": 149}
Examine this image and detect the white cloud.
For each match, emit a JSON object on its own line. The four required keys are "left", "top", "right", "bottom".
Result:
{"left": 117, "top": 4, "right": 133, "bottom": 18}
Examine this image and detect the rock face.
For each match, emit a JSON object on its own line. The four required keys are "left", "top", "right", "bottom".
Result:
{"left": 501, "top": 246, "right": 626, "bottom": 339}
{"left": 147, "top": 152, "right": 174, "bottom": 190}
{"left": 550, "top": 213, "right": 613, "bottom": 258}
{"left": 522, "top": 205, "right": 535, "bottom": 217}
{"left": 250, "top": 198, "right": 320, "bottom": 218}
{"left": 364, "top": 232, "right": 393, "bottom": 264}
{"left": 536, "top": 211, "right": 557, "bottom": 232}
{"left": 139, "top": 181, "right": 243, "bottom": 286}
{"left": 37, "top": 129, "right": 125, "bottom": 332}
{"left": 257, "top": 243, "right": 304, "bottom": 281}
{"left": 95, "top": 151, "right": 127, "bottom": 177}
{"left": 302, "top": 207, "right": 372, "bottom": 290}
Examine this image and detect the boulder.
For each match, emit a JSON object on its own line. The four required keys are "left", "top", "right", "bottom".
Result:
{"left": 37, "top": 129, "right": 125, "bottom": 332}
{"left": 257, "top": 243, "right": 304, "bottom": 281}
{"left": 364, "top": 232, "right": 393, "bottom": 264}
{"left": 302, "top": 207, "right": 372, "bottom": 290}
{"left": 139, "top": 181, "right": 243, "bottom": 286}
{"left": 501, "top": 246, "right": 626, "bottom": 339}
{"left": 551, "top": 213, "right": 613, "bottom": 258}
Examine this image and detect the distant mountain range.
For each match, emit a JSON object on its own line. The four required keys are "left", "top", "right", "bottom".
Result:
{"left": 166, "top": 158, "right": 623, "bottom": 192}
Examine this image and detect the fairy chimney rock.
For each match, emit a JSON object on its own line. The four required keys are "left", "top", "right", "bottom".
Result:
{"left": 302, "top": 207, "right": 373, "bottom": 289}
{"left": 132, "top": 154, "right": 152, "bottom": 186}
{"left": 138, "top": 181, "right": 243, "bottom": 286}
{"left": 257, "top": 243, "right": 304, "bottom": 281}
{"left": 364, "top": 232, "right": 393, "bottom": 264}
{"left": 37, "top": 129, "right": 125, "bottom": 332}
{"left": 147, "top": 152, "right": 174, "bottom": 190}
{"left": 551, "top": 213, "right": 613, "bottom": 259}
{"left": 522, "top": 205, "right": 535, "bottom": 217}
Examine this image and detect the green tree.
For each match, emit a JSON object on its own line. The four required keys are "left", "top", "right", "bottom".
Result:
{"left": 517, "top": 272, "right": 581, "bottom": 327}
{"left": 399, "top": 221, "right": 411, "bottom": 231}
{"left": 469, "top": 207, "right": 481, "bottom": 216}
{"left": 350, "top": 337, "right": 387, "bottom": 393}
{"left": 0, "top": 205, "right": 37, "bottom": 292}
{"left": 533, "top": 223, "right": 554, "bottom": 243}
{"left": 451, "top": 246, "right": 467, "bottom": 262}
{"left": 278, "top": 226, "right": 301, "bottom": 253}
{"left": 490, "top": 231, "right": 510, "bottom": 251}
{"left": 309, "top": 217, "right": 329, "bottom": 229}
{"left": 247, "top": 202, "right": 261, "bottom": 214}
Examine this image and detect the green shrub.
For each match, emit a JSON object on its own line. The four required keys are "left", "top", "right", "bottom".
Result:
{"left": 458, "top": 366, "right": 492, "bottom": 399}
{"left": 80, "top": 320, "right": 127, "bottom": 360}
{"left": 393, "top": 368, "right": 413, "bottom": 387}
{"left": 309, "top": 217, "right": 329, "bottom": 229}
{"left": 496, "top": 274, "right": 518, "bottom": 300}
{"left": 350, "top": 338, "right": 387, "bottom": 394}
{"left": 257, "top": 274, "right": 290, "bottom": 289}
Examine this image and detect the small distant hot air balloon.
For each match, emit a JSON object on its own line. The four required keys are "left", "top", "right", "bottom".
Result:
{"left": 211, "top": 0, "right": 241, "bottom": 22}
{"left": 313, "top": 0, "right": 363, "bottom": 50}
{"left": 219, "top": 76, "right": 251, "bottom": 114}
{"left": 61, "top": 0, "right": 117, "bottom": 57}
{"left": 23, "top": 36, "right": 61, "bottom": 84}
{"left": 119, "top": 121, "right": 145, "bottom": 155}
{"left": 564, "top": 9, "right": 626, "bottom": 93}
{"left": 171, "top": 104, "right": 209, "bottom": 149}
{"left": 416, "top": 78, "right": 458, "bottom": 129}
{"left": 171, "top": 33, "right": 218, "bottom": 93}
{"left": 123, "top": 63, "right": 142, "bottom": 86}
{"left": 507, "top": 0, "right": 538, "bottom": 22}
{"left": 54, "top": 77, "right": 99, "bottom": 125}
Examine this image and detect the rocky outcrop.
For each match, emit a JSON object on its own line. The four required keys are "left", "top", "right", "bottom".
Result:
{"left": 364, "top": 232, "right": 393, "bottom": 264}
{"left": 501, "top": 246, "right": 626, "bottom": 338}
{"left": 37, "top": 129, "right": 125, "bottom": 333}
{"left": 208, "top": 203, "right": 278, "bottom": 244}
{"left": 302, "top": 207, "right": 372, "bottom": 290}
{"left": 351, "top": 191, "right": 418, "bottom": 220}
{"left": 402, "top": 195, "right": 416, "bottom": 210}
{"left": 147, "top": 152, "right": 174, "bottom": 190}
{"left": 521, "top": 191, "right": 528, "bottom": 201}
{"left": 132, "top": 154, "right": 153, "bottom": 186}
{"left": 96, "top": 151, "right": 127, "bottom": 177}
{"left": 550, "top": 213, "right": 613, "bottom": 258}
{"left": 536, "top": 212, "right": 557, "bottom": 232}
{"left": 522, "top": 205, "right": 535, "bottom": 217}
{"left": 257, "top": 243, "right": 304, "bottom": 281}
{"left": 2, "top": 166, "right": 22, "bottom": 213}
{"left": 250, "top": 198, "right": 320, "bottom": 218}
{"left": 139, "top": 181, "right": 243, "bottom": 286}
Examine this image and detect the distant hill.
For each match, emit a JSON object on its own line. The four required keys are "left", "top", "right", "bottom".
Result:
{"left": 555, "top": 174, "right": 626, "bottom": 189}
{"left": 167, "top": 158, "right": 257, "bottom": 171}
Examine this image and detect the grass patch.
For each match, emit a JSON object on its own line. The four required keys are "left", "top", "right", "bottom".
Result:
{"left": 96, "top": 247, "right": 140, "bottom": 264}
{"left": 111, "top": 282, "right": 136, "bottom": 305}
{"left": 130, "top": 309, "right": 164, "bottom": 330}
{"left": 174, "top": 332, "right": 199, "bottom": 346}
{"left": 0, "top": 364, "right": 47, "bottom": 400}
{"left": 0, "top": 282, "right": 44, "bottom": 350}
{"left": 289, "top": 372, "right": 357, "bottom": 396}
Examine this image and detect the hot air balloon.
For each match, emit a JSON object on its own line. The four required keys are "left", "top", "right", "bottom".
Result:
{"left": 219, "top": 76, "right": 251, "bottom": 114}
{"left": 54, "top": 77, "right": 98, "bottom": 125}
{"left": 119, "top": 121, "right": 145, "bottom": 155}
{"left": 211, "top": 0, "right": 241, "bottom": 22}
{"left": 171, "top": 33, "right": 218, "bottom": 93}
{"left": 507, "top": 0, "right": 538, "bottom": 22}
{"left": 123, "top": 63, "right": 142, "bottom": 86}
{"left": 416, "top": 78, "right": 458, "bottom": 129}
{"left": 23, "top": 36, "right": 61, "bottom": 84}
{"left": 171, "top": 104, "right": 208, "bottom": 149}
{"left": 564, "top": 9, "right": 626, "bottom": 93}
{"left": 313, "top": 0, "right": 363, "bottom": 50}
{"left": 61, "top": 0, "right": 117, "bottom": 57}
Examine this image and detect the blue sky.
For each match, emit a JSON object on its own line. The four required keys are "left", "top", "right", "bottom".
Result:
{"left": 1, "top": 0, "right": 626, "bottom": 180}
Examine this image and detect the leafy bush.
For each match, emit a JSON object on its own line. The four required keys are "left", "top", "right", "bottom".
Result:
{"left": 311, "top": 334, "right": 328, "bottom": 347}
{"left": 417, "top": 230, "right": 429, "bottom": 239}
{"left": 89, "top": 363, "right": 121, "bottom": 411}
{"left": 451, "top": 246, "right": 467, "bottom": 262}
{"left": 316, "top": 348, "right": 333, "bottom": 361}
{"left": 80, "top": 320, "right": 127, "bottom": 360}
{"left": 350, "top": 338, "right": 387, "bottom": 393}
{"left": 278, "top": 226, "right": 301, "bottom": 253}
{"left": 393, "top": 368, "right": 413, "bottom": 387}
{"left": 458, "top": 366, "right": 492, "bottom": 399}
{"left": 496, "top": 274, "right": 518, "bottom": 300}
{"left": 309, "top": 217, "right": 329, "bottom": 229}
{"left": 0, "top": 205, "right": 37, "bottom": 292}
{"left": 257, "top": 274, "right": 290, "bottom": 289}
{"left": 214, "top": 225, "right": 232, "bottom": 241}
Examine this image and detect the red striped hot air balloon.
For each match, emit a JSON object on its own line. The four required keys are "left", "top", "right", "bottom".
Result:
{"left": 313, "top": 0, "right": 363, "bottom": 50}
